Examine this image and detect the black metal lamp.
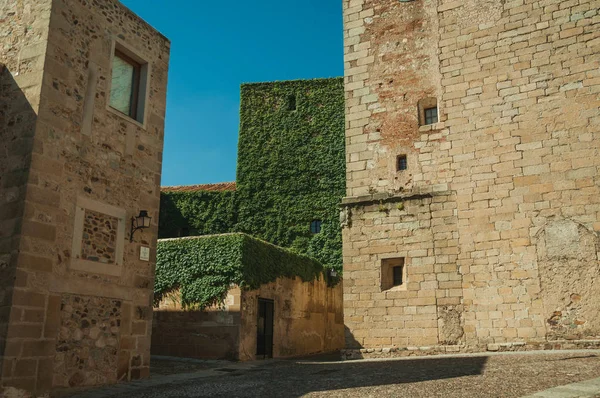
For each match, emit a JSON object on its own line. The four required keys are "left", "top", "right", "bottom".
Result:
{"left": 130, "top": 210, "right": 151, "bottom": 242}
{"left": 327, "top": 268, "right": 338, "bottom": 286}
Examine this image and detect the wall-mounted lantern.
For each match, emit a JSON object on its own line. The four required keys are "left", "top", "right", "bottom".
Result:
{"left": 327, "top": 268, "right": 338, "bottom": 287}
{"left": 130, "top": 210, "right": 151, "bottom": 242}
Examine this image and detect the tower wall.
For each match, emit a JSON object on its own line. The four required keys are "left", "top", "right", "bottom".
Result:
{"left": 342, "top": 0, "right": 600, "bottom": 355}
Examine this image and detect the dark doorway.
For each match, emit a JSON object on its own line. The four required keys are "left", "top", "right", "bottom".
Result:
{"left": 256, "top": 298, "right": 274, "bottom": 359}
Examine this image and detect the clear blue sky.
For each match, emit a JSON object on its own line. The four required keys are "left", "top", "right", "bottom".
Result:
{"left": 121, "top": 0, "right": 344, "bottom": 186}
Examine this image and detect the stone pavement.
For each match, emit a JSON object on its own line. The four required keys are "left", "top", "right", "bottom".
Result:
{"left": 57, "top": 350, "right": 600, "bottom": 398}
{"left": 522, "top": 377, "right": 600, "bottom": 398}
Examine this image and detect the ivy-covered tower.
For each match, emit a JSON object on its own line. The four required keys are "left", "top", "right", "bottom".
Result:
{"left": 159, "top": 78, "right": 346, "bottom": 272}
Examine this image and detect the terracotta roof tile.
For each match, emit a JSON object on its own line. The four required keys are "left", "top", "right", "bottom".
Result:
{"left": 161, "top": 182, "right": 236, "bottom": 193}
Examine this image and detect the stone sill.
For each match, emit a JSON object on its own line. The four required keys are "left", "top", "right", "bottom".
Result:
{"left": 342, "top": 186, "right": 452, "bottom": 207}
{"left": 418, "top": 122, "right": 445, "bottom": 133}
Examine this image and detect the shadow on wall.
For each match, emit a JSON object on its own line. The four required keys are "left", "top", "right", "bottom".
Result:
{"left": 344, "top": 325, "right": 363, "bottom": 350}
{"left": 151, "top": 308, "right": 242, "bottom": 361}
{"left": 0, "top": 65, "right": 37, "bottom": 376}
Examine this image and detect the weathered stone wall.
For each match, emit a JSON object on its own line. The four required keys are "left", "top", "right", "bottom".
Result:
{"left": 1, "top": 0, "right": 169, "bottom": 394}
{"left": 239, "top": 276, "right": 344, "bottom": 361}
{"left": 152, "top": 289, "right": 242, "bottom": 360}
{"left": 0, "top": 0, "right": 53, "bottom": 387}
{"left": 152, "top": 277, "right": 343, "bottom": 362}
{"left": 342, "top": 0, "right": 600, "bottom": 355}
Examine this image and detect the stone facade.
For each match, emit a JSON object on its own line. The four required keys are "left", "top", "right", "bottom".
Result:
{"left": 342, "top": 0, "right": 600, "bottom": 356}
{"left": 153, "top": 276, "right": 344, "bottom": 361}
{"left": 1, "top": 0, "right": 169, "bottom": 394}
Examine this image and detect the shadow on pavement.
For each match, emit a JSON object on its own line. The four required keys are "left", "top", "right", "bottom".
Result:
{"left": 249, "top": 355, "right": 489, "bottom": 397}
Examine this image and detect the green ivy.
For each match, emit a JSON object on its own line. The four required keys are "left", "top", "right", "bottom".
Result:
{"left": 157, "top": 78, "right": 346, "bottom": 273}
{"left": 155, "top": 233, "right": 324, "bottom": 309}
{"left": 235, "top": 78, "right": 346, "bottom": 273}
{"left": 159, "top": 190, "right": 236, "bottom": 238}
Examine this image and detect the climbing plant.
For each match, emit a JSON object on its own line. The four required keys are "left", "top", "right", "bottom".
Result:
{"left": 158, "top": 190, "right": 237, "bottom": 238}
{"left": 155, "top": 234, "right": 324, "bottom": 309}
{"left": 157, "top": 78, "right": 346, "bottom": 273}
{"left": 235, "top": 78, "right": 346, "bottom": 273}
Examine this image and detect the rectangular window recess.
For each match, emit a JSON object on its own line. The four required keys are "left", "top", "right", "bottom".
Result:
{"left": 310, "top": 220, "right": 322, "bottom": 234}
{"left": 381, "top": 257, "right": 406, "bottom": 291}
{"left": 287, "top": 94, "right": 297, "bottom": 111}
{"left": 108, "top": 42, "right": 149, "bottom": 125}
{"left": 397, "top": 155, "right": 408, "bottom": 171}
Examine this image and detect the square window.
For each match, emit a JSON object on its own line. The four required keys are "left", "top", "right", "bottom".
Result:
{"left": 310, "top": 220, "right": 322, "bottom": 234}
{"left": 381, "top": 257, "right": 406, "bottom": 291}
{"left": 397, "top": 155, "right": 408, "bottom": 171}
{"left": 424, "top": 107, "right": 438, "bottom": 125}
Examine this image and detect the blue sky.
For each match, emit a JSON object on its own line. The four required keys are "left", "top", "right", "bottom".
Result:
{"left": 121, "top": 1, "right": 344, "bottom": 186}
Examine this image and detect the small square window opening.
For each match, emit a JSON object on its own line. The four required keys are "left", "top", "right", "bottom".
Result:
{"left": 381, "top": 257, "right": 406, "bottom": 291}
{"left": 397, "top": 155, "right": 408, "bottom": 171}
{"left": 310, "top": 220, "right": 322, "bottom": 234}
{"left": 424, "top": 107, "right": 438, "bottom": 125}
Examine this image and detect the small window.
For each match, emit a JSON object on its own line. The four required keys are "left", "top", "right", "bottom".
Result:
{"left": 381, "top": 257, "right": 406, "bottom": 291}
{"left": 310, "top": 220, "right": 322, "bottom": 234}
{"left": 418, "top": 97, "right": 438, "bottom": 126}
{"left": 397, "top": 155, "right": 408, "bottom": 171}
{"left": 110, "top": 50, "right": 141, "bottom": 119}
{"left": 109, "top": 46, "right": 148, "bottom": 123}
{"left": 424, "top": 107, "right": 438, "bottom": 125}
{"left": 287, "top": 94, "right": 297, "bottom": 111}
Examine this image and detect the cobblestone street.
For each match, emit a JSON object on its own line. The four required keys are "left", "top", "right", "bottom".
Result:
{"left": 67, "top": 350, "right": 600, "bottom": 398}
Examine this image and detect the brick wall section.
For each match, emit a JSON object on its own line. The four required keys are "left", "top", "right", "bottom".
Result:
{"left": 1, "top": 0, "right": 170, "bottom": 394}
{"left": 342, "top": 0, "right": 600, "bottom": 354}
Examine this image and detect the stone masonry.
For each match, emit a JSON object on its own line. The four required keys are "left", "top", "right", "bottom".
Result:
{"left": 1, "top": 0, "right": 169, "bottom": 395}
{"left": 341, "top": 0, "right": 600, "bottom": 356}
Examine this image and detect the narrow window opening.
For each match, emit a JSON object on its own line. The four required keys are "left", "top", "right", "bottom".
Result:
{"left": 109, "top": 45, "right": 148, "bottom": 123}
{"left": 424, "top": 107, "right": 438, "bottom": 125}
{"left": 397, "top": 155, "right": 408, "bottom": 171}
{"left": 287, "top": 94, "right": 297, "bottom": 111}
{"left": 110, "top": 50, "right": 141, "bottom": 119}
{"left": 310, "top": 220, "right": 322, "bottom": 234}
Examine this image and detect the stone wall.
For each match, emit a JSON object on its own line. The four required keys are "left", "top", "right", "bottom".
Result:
{"left": 1, "top": 0, "right": 169, "bottom": 394}
{"left": 239, "top": 276, "right": 344, "bottom": 361}
{"left": 152, "top": 289, "right": 242, "bottom": 360}
{"left": 0, "top": 0, "right": 53, "bottom": 381}
{"left": 152, "top": 277, "right": 344, "bottom": 361}
{"left": 342, "top": 0, "right": 600, "bottom": 355}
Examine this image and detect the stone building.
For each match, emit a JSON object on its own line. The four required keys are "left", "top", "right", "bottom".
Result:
{"left": 1, "top": 0, "right": 169, "bottom": 394}
{"left": 159, "top": 78, "right": 346, "bottom": 271}
{"left": 152, "top": 234, "right": 344, "bottom": 362}
{"left": 341, "top": 0, "right": 600, "bottom": 357}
